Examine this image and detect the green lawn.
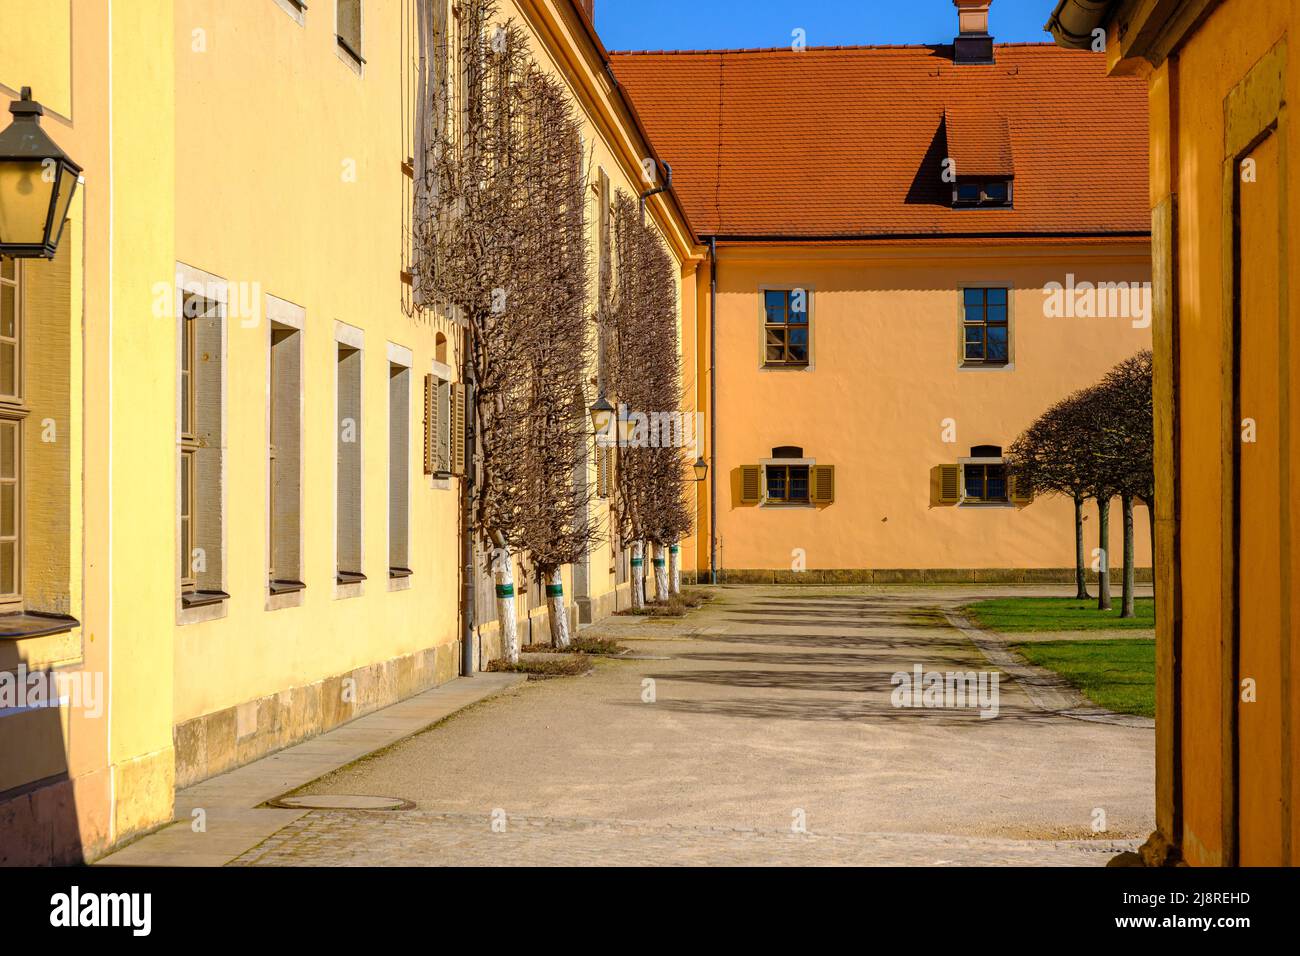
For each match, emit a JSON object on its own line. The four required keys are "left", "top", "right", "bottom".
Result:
{"left": 1009, "top": 640, "right": 1155, "bottom": 718}
{"left": 964, "top": 596, "right": 1154, "bottom": 632}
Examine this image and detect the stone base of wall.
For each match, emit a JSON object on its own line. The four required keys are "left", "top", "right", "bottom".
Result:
{"left": 0, "top": 747, "right": 173, "bottom": 866}
{"left": 173, "top": 642, "right": 459, "bottom": 790}
{"left": 681, "top": 568, "right": 1154, "bottom": 586}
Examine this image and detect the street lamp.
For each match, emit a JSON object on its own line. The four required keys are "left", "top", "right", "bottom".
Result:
{"left": 588, "top": 395, "right": 614, "bottom": 437}
{"left": 0, "top": 88, "right": 81, "bottom": 259}
{"left": 692, "top": 456, "right": 708, "bottom": 482}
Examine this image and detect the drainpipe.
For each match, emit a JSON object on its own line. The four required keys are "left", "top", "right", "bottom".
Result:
{"left": 461, "top": 337, "right": 477, "bottom": 677}
{"left": 708, "top": 236, "right": 718, "bottom": 585}
{"left": 1044, "top": 0, "right": 1115, "bottom": 50}
{"left": 639, "top": 161, "right": 673, "bottom": 226}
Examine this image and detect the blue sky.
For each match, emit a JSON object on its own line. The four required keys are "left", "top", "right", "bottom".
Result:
{"left": 595, "top": 0, "right": 1056, "bottom": 52}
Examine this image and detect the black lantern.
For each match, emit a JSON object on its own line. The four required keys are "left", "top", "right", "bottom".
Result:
{"left": 693, "top": 456, "right": 708, "bottom": 482}
{"left": 0, "top": 88, "right": 81, "bottom": 259}
{"left": 588, "top": 395, "right": 615, "bottom": 436}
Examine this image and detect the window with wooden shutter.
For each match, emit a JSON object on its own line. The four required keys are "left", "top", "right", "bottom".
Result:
{"left": 937, "top": 464, "right": 961, "bottom": 504}
{"left": 437, "top": 380, "right": 452, "bottom": 474}
{"left": 451, "top": 381, "right": 466, "bottom": 476}
{"left": 740, "top": 465, "right": 761, "bottom": 504}
{"left": 423, "top": 374, "right": 435, "bottom": 475}
{"left": 811, "top": 465, "right": 835, "bottom": 504}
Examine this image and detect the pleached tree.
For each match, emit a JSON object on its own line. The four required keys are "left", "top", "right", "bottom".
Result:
{"left": 604, "top": 192, "right": 693, "bottom": 606}
{"left": 1007, "top": 392, "right": 1095, "bottom": 600}
{"left": 1092, "top": 351, "right": 1154, "bottom": 618}
{"left": 415, "top": 0, "right": 597, "bottom": 659}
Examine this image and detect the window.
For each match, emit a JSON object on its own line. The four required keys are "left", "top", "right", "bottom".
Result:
{"left": 1, "top": 257, "right": 20, "bottom": 603}
{"left": 269, "top": 319, "right": 303, "bottom": 595}
{"left": 953, "top": 179, "right": 1012, "bottom": 207}
{"left": 962, "top": 287, "right": 1009, "bottom": 366}
{"left": 336, "top": 0, "right": 364, "bottom": 65}
{"left": 273, "top": 0, "right": 308, "bottom": 23}
{"left": 964, "top": 462, "right": 1007, "bottom": 502}
{"left": 962, "top": 445, "right": 1008, "bottom": 503}
{"left": 763, "top": 289, "right": 809, "bottom": 367}
{"left": 766, "top": 464, "right": 810, "bottom": 503}
{"left": 424, "top": 371, "right": 452, "bottom": 478}
{"left": 389, "top": 361, "right": 411, "bottom": 578}
{"left": 178, "top": 285, "right": 226, "bottom": 609}
{"left": 0, "top": 245, "right": 78, "bottom": 633}
{"left": 337, "top": 338, "right": 364, "bottom": 585}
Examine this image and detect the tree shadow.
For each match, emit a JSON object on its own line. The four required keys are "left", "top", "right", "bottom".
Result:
{"left": 636, "top": 695, "right": 1056, "bottom": 724}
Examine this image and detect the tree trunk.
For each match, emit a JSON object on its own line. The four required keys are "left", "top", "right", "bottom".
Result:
{"left": 494, "top": 544, "right": 520, "bottom": 663}
{"left": 546, "top": 567, "right": 571, "bottom": 648}
{"left": 630, "top": 540, "right": 645, "bottom": 608}
{"left": 669, "top": 542, "right": 681, "bottom": 596}
{"left": 1074, "top": 495, "right": 1091, "bottom": 600}
{"left": 1097, "top": 496, "right": 1112, "bottom": 611}
{"left": 1121, "top": 494, "right": 1136, "bottom": 618}
{"left": 654, "top": 543, "right": 669, "bottom": 603}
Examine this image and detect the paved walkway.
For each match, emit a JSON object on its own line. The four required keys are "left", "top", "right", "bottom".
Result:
{"left": 245, "top": 585, "right": 1154, "bottom": 866}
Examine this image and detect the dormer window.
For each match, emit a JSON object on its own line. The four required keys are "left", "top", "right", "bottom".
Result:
{"left": 954, "top": 179, "right": 1012, "bottom": 207}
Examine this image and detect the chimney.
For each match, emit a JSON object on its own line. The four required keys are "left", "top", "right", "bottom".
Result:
{"left": 952, "top": 0, "right": 995, "bottom": 64}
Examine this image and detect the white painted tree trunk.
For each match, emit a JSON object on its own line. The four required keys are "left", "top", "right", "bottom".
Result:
{"left": 495, "top": 544, "right": 520, "bottom": 664}
{"left": 630, "top": 540, "right": 645, "bottom": 608}
{"left": 546, "top": 568, "right": 571, "bottom": 648}
{"left": 669, "top": 542, "right": 681, "bottom": 596}
{"left": 654, "top": 543, "right": 669, "bottom": 603}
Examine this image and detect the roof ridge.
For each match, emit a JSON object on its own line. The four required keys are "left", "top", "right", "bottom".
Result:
{"left": 608, "top": 41, "right": 1064, "bottom": 57}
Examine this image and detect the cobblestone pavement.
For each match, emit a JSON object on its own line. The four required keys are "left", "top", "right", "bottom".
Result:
{"left": 233, "top": 809, "right": 1136, "bottom": 867}
{"left": 236, "top": 585, "right": 1154, "bottom": 866}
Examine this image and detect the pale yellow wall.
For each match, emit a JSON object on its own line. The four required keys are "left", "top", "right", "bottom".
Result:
{"left": 169, "top": 0, "right": 461, "bottom": 721}
{"left": 0, "top": 0, "right": 72, "bottom": 118}
{"left": 709, "top": 241, "right": 1154, "bottom": 572}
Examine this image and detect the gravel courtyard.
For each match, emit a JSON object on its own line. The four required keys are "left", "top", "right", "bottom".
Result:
{"left": 239, "top": 585, "right": 1154, "bottom": 866}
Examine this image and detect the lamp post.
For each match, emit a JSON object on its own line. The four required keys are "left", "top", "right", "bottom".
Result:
{"left": 0, "top": 89, "right": 82, "bottom": 259}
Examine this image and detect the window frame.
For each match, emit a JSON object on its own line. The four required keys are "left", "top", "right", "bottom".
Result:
{"left": 758, "top": 285, "right": 813, "bottom": 370}
{"left": 335, "top": 0, "right": 365, "bottom": 70}
{"left": 0, "top": 258, "right": 22, "bottom": 607}
{"left": 335, "top": 322, "right": 365, "bottom": 596}
{"left": 266, "top": 295, "right": 306, "bottom": 608}
{"left": 387, "top": 342, "right": 413, "bottom": 587}
{"left": 175, "top": 264, "right": 230, "bottom": 623}
{"left": 759, "top": 456, "right": 816, "bottom": 507}
{"left": 957, "top": 453, "right": 1013, "bottom": 507}
{"left": 958, "top": 283, "right": 1013, "bottom": 370}
{"left": 1, "top": 255, "right": 22, "bottom": 404}
{"left": 952, "top": 178, "right": 1014, "bottom": 208}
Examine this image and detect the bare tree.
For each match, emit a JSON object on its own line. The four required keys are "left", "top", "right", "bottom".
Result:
{"left": 416, "top": 0, "right": 597, "bottom": 658}
{"left": 1008, "top": 392, "right": 1095, "bottom": 600}
{"left": 604, "top": 192, "right": 693, "bottom": 606}
{"left": 1093, "top": 351, "right": 1154, "bottom": 618}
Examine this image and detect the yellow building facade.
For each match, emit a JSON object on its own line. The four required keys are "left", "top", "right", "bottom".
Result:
{"left": 0, "top": 0, "right": 695, "bottom": 865}
{"left": 614, "top": 21, "right": 1155, "bottom": 584}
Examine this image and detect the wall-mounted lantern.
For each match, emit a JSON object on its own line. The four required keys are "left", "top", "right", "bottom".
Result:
{"left": 0, "top": 88, "right": 81, "bottom": 259}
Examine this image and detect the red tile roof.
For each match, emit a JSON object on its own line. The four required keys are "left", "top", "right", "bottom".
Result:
{"left": 608, "top": 43, "right": 1149, "bottom": 241}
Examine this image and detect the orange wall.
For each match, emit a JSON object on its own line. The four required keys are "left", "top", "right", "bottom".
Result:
{"left": 1148, "top": 0, "right": 1298, "bottom": 867}
{"left": 704, "top": 240, "right": 1153, "bottom": 572}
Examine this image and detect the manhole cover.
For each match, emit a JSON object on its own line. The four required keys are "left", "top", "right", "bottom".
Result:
{"left": 271, "top": 795, "right": 413, "bottom": 811}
